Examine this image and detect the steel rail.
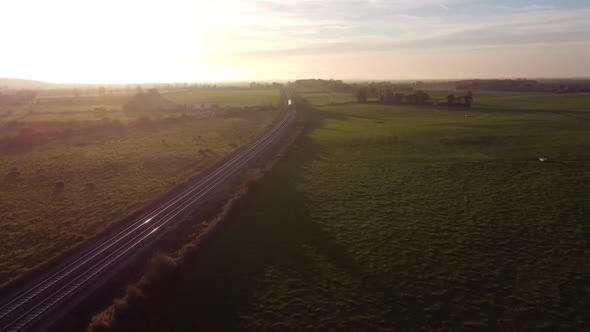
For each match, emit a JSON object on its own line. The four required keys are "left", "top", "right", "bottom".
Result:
{"left": 0, "top": 103, "right": 296, "bottom": 332}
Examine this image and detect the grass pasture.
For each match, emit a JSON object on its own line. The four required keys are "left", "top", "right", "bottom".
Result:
{"left": 0, "top": 89, "right": 280, "bottom": 285}
{"left": 163, "top": 88, "right": 280, "bottom": 108}
{"left": 0, "top": 95, "right": 130, "bottom": 123}
{"left": 116, "top": 91, "right": 590, "bottom": 330}
{"left": 474, "top": 92, "right": 590, "bottom": 111}
{"left": 423, "top": 86, "right": 590, "bottom": 112}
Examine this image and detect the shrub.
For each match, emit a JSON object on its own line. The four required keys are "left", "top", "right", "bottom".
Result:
{"left": 87, "top": 255, "right": 176, "bottom": 332}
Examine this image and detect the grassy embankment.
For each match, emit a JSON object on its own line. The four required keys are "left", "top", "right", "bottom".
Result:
{"left": 101, "top": 90, "right": 590, "bottom": 330}
{"left": 0, "top": 88, "right": 280, "bottom": 285}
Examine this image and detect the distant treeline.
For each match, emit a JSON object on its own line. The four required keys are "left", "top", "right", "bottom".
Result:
{"left": 356, "top": 88, "right": 473, "bottom": 107}
{"left": 122, "top": 88, "right": 222, "bottom": 114}
{"left": 292, "top": 78, "right": 590, "bottom": 95}
{"left": 291, "top": 79, "right": 472, "bottom": 107}
{"left": 455, "top": 79, "right": 590, "bottom": 93}
{"left": 123, "top": 88, "right": 176, "bottom": 113}
{"left": 290, "top": 78, "right": 414, "bottom": 95}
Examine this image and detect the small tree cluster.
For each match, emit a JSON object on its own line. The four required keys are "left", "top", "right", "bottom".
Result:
{"left": 444, "top": 92, "right": 473, "bottom": 107}
{"left": 355, "top": 88, "right": 369, "bottom": 103}
{"left": 376, "top": 89, "right": 431, "bottom": 105}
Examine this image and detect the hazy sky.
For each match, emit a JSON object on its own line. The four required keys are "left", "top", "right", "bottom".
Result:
{"left": 2, "top": 0, "right": 590, "bottom": 83}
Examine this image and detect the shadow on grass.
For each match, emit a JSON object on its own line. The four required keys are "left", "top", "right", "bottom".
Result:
{"left": 131, "top": 104, "right": 406, "bottom": 331}
{"left": 103, "top": 100, "right": 590, "bottom": 331}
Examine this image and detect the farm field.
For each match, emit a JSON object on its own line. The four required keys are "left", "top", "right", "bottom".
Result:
{"left": 473, "top": 92, "right": 590, "bottom": 111}
{"left": 0, "top": 88, "right": 280, "bottom": 124}
{"left": 106, "top": 91, "right": 590, "bottom": 330}
{"left": 0, "top": 88, "right": 280, "bottom": 285}
{"left": 423, "top": 86, "right": 590, "bottom": 111}
{"left": 163, "top": 89, "right": 281, "bottom": 108}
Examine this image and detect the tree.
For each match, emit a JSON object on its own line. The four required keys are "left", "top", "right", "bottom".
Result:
{"left": 393, "top": 93, "right": 404, "bottom": 103}
{"left": 383, "top": 89, "right": 394, "bottom": 103}
{"left": 413, "top": 90, "right": 430, "bottom": 104}
{"left": 465, "top": 95, "right": 473, "bottom": 107}
{"left": 446, "top": 94, "right": 456, "bottom": 104}
{"left": 368, "top": 84, "right": 379, "bottom": 98}
{"left": 356, "top": 88, "right": 368, "bottom": 103}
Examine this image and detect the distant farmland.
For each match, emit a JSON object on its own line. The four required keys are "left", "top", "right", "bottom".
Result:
{"left": 0, "top": 88, "right": 280, "bottom": 123}
{"left": 104, "top": 90, "right": 590, "bottom": 330}
{"left": 164, "top": 88, "right": 281, "bottom": 108}
{"left": 0, "top": 88, "right": 280, "bottom": 286}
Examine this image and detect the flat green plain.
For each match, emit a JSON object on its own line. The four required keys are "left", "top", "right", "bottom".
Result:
{"left": 163, "top": 89, "right": 280, "bottom": 108}
{"left": 118, "top": 91, "right": 590, "bottom": 331}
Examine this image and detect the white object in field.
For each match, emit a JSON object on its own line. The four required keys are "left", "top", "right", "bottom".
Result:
{"left": 288, "top": 99, "right": 292, "bottom": 106}
{"left": 539, "top": 157, "right": 548, "bottom": 162}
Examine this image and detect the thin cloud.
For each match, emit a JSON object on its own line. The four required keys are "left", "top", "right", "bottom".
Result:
{"left": 201, "top": 4, "right": 590, "bottom": 58}
{"left": 1, "top": 0, "right": 590, "bottom": 81}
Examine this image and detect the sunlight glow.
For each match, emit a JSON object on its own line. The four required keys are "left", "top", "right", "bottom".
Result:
{"left": 1, "top": 0, "right": 589, "bottom": 83}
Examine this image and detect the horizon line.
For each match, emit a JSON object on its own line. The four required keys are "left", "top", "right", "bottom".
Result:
{"left": 2, "top": 76, "right": 590, "bottom": 87}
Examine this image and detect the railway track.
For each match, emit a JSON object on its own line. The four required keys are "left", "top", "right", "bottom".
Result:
{"left": 0, "top": 101, "right": 297, "bottom": 332}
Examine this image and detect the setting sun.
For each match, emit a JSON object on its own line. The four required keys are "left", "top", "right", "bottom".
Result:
{"left": 2, "top": 0, "right": 250, "bottom": 83}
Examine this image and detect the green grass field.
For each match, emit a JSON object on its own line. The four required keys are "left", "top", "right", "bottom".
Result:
{"left": 163, "top": 88, "right": 280, "bottom": 108}
{"left": 474, "top": 92, "right": 590, "bottom": 111}
{"left": 116, "top": 91, "right": 590, "bottom": 330}
{"left": 0, "top": 89, "right": 280, "bottom": 285}
{"left": 424, "top": 86, "right": 590, "bottom": 111}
